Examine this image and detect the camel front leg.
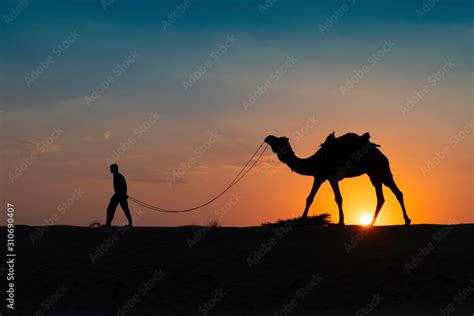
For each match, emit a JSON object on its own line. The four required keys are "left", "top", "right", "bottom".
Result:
{"left": 329, "top": 180, "right": 345, "bottom": 225}
{"left": 301, "top": 177, "right": 324, "bottom": 220}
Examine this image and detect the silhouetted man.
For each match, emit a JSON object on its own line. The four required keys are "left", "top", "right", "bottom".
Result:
{"left": 105, "top": 164, "right": 133, "bottom": 227}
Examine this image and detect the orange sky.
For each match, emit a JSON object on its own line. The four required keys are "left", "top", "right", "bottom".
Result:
{"left": 1, "top": 1, "right": 472, "bottom": 227}
{"left": 2, "top": 96, "right": 472, "bottom": 226}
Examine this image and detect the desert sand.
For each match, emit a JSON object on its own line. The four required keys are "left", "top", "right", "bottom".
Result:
{"left": 3, "top": 224, "right": 474, "bottom": 315}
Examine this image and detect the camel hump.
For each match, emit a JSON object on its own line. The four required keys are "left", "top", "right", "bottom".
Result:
{"left": 322, "top": 132, "right": 380, "bottom": 148}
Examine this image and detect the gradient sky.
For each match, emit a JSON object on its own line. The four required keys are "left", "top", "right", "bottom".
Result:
{"left": 1, "top": 0, "right": 472, "bottom": 227}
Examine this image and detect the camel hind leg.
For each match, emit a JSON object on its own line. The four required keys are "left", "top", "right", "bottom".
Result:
{"left": 384, "top": 176, "right": 411, "bottom": 225}
{"left": 369, "top": 179, "right": 385, "bottom": 226}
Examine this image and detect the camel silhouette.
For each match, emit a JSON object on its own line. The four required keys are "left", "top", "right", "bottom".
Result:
{"left": 264, "top": 132, "right": 411, "bottom": 226}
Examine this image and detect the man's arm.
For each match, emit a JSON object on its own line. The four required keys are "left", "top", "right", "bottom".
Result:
{"left": 122, "top": 175, "right": 128, "bottom": 195}
{"left": 113, "top": 174, "right": 127, "bottom": 196}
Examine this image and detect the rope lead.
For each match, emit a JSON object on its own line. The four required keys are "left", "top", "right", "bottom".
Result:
{"left": 128, "top": 142, "right": 268, "bottom": 213}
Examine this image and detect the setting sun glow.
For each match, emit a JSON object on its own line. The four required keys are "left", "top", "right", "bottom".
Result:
{"left": 360, "top": 214, "right": 373, "bottom": 226}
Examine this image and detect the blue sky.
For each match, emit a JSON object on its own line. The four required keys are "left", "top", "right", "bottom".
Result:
{"left": 2, "top": 0, "right": 471, "bottom": 112}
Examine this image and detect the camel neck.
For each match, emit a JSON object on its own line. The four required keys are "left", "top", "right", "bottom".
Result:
{"left": 280, "top": 147, "right": 314, "bottom": 176}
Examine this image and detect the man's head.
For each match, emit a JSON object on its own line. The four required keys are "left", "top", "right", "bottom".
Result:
{"left": 109, "top": 163, "right": 119, "bottom": 174}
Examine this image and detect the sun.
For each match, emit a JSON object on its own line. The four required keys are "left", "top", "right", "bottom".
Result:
{"left": 359, "top": 213, "right": 373, "bottom": 226}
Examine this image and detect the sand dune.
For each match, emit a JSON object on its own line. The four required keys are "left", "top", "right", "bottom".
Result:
{"left": 3, "top": 224, "right": 474, "bottom": 315}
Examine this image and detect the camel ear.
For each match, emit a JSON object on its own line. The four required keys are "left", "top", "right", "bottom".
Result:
{"left": 283, "top": 137, "right": 289, "bottom": 141}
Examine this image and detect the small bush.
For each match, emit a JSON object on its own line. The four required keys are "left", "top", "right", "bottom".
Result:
{"left": 261, "top": 213, "right": 331, "bottom": 227}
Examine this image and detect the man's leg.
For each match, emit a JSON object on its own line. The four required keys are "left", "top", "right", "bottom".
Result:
{"left": 119, "top": 199, "right": 133, "bottom": 226}
{"left": 105, "top": 196, "right": 120, "bottom": 226}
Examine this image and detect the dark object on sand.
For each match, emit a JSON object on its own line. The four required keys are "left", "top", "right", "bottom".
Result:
{"left": 262, "top": 213, "right": 331, "bottom": 227}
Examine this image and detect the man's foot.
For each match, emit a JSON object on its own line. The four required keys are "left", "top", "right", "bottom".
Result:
{"left": 337, "top": 221, "right": 345, "bottom": 226}
{"left": 404, "top": 218, "right": 411, "bottom": 225}
{"left": 126, "top": 223, "right": 133, "bottom": 228}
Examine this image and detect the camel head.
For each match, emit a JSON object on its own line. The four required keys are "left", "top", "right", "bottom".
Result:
{"left": 264, "top": 135, "right": 293, "bottom": 161}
